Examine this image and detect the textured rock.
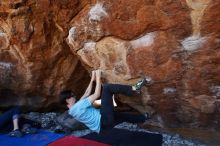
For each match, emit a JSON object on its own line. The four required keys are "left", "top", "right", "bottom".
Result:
{"left": 0, "top": 0, "right": 90, "bottom": 108}
{"left": 66, "top": 0, "right": 220, "bottom": 131}
{"left": 0, "top": 0, "right": 220, "bottom": 133}
{"left": 190, "top": 95, "right": 216, "bottom": 113}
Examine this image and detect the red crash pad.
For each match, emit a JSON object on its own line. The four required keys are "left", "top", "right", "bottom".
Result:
{"left": 47, "top": 136, "right": 109, "bottom": 146}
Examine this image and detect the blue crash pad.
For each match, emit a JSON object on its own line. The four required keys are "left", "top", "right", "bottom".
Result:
{"left": 0, "top": 129, "right": 64, "bottom": 146}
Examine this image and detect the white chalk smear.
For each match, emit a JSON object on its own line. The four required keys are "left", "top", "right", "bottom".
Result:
{"left": 163, "top": 87, "right": 176, "bottom": 94}
{"left": 67, "top": 27, "right": 76, "bottom": 43}
{"left": 181, "top": 36, "right": 207, "bottom": 51}
{"left": 0, "top": 32, "right": 6, "bottom": 37}
{"left": 131, "top": 32, "right": 156, "bottom": 49}
{"left": 88, "top": 3, "right": 108, "bottom": 22}
{"left": 0, "top": 62, "right": 13, "bottom": 70}
{"left": 83, "top": 41, "right": 96, "bottom": 50}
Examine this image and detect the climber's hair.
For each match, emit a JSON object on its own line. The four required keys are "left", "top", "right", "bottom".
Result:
{"left": 59, "top": 90, "right": 76, "bottom": 103}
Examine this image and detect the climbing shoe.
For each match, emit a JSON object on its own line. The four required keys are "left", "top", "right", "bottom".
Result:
{"left": 22, "top": 124, "right": 37, "bottom": 134}
{"left": 132, "top": 78, "right": 147, "bottom": 92}
{"left": 8, "top": 129, "right": 23, "bottom": 137}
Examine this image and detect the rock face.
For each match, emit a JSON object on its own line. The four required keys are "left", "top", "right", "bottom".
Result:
{"left": 0, "top": 0, "right": 90, "bottom": 109}
{"left": 0, "top": 0, "right": 220, "bottom": 131}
